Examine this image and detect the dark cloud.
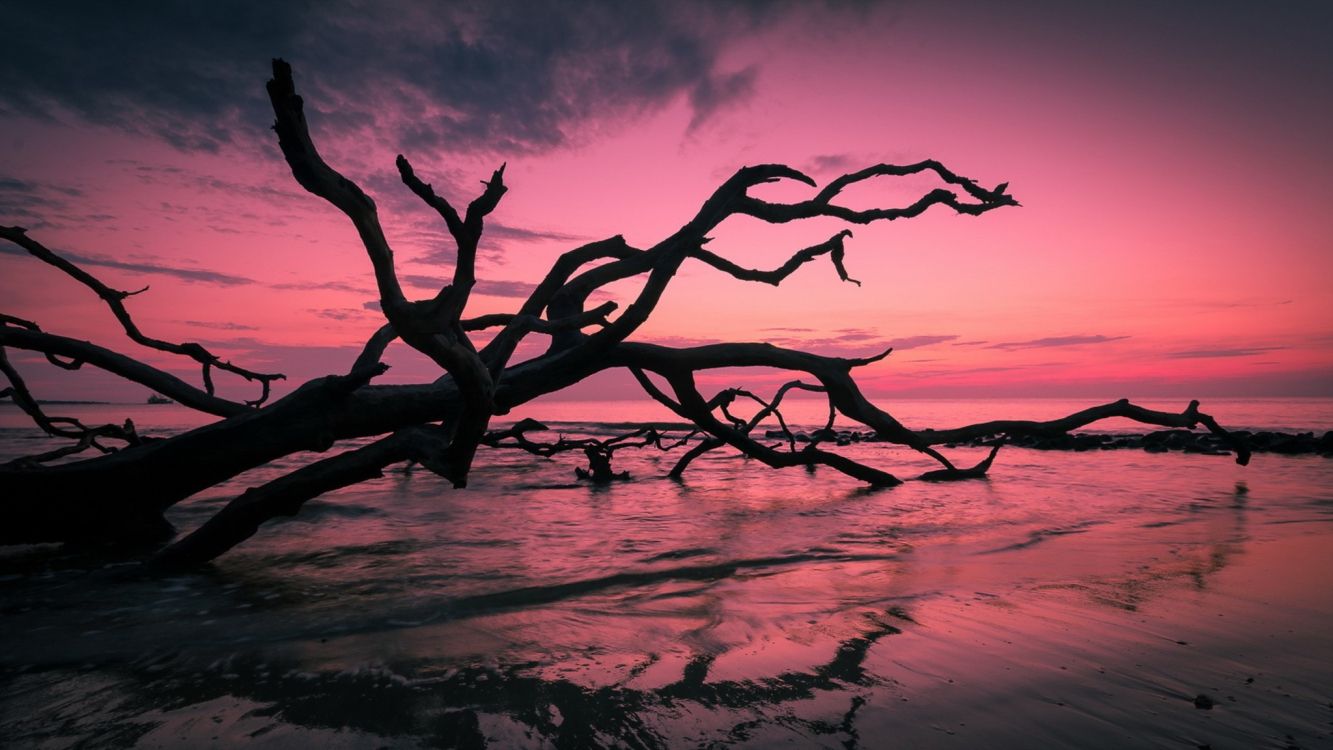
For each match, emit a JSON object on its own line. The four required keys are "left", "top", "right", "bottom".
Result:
{"left": 1165, "top": 346, "right": 1288, "bottom": 359}
{"left": 400, "top": 274, "right": 539, "bottom": 299}
{"left": 484, "top": 222, "right": 587, "bottom": 244}
{"left": 408, "top": 221, "right": 586, "bottom": 266}
{"left": 182, "top": 320, "right": 259, "bottom": 331}
{"left": 0, "top": 243, "right": 254, "bottom": 286}
{"left": 759, "top": 330, "right": 957, "bottom": 355}
{"left": 895, "top": 364, "right": 1026, "bottom": 379}
{"left": 805, "top": 331, "right": 958, "bottom": 350}
{"left": 1159, "top": 297, "right": 1295, "bottom": 310}
{"left": 686, "top": 66, "right": 759, "bottom": 132}
{"left": 270, "top": 279, "right": 374, "bottom": 295}
{"left": 357, "top": 168, "right": 584, "bottom": 265}
{"left": 828, "top": 328, "right": 879, "bottom": 343}
{"left": 475, "top": 279, "right": 540, "bottom": 299}
{"left": 637, "top": 334, "right": 726, "bottom": 349}
{"left": 797, "top": 152, "right": 918, "bottom": 178}
{"left": 804, "top": 154, "right": 858, "bottom": 174}
{"left": 116, "top": 159, "right": 304, "bottom": 202}
{"left": 0, "top": 1, "right": 832, "bottom": 155}
{"left": 0, "top": 177, "right": 81, "bottom": 198}
{"left": 882, "top": 334, "right": 959, "bottom": 350}
{"left": 986, "top": 334, "right": 1128, "bottom": 350}
{"left": 310, "top": 308, "right": 374, "bottom": 321}
{"left": 0, "top": 175, "right": 87, "bottom": 229}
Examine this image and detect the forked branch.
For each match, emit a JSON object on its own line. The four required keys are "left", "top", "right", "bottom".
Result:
{"left": 0, "top": 227, "right": 284, "bottom": 405}
{"left": 0, "top": 347, "right": 141, "bottom": 466}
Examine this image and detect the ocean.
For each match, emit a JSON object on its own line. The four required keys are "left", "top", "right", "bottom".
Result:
{"left": 1, "top": 397, "right": 1331, "bottom": 747}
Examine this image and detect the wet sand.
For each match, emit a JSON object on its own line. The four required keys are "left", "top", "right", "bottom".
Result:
{"left": 1, "top": 433, "right": 1331, "bottom": 748}
{"left": 843, "top": 524, "right": 1333, "bottom": 748}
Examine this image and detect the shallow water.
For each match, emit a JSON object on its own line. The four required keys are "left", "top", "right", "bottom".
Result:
{"left": 2, "top": 399, "right": 1332, "bottom": 747}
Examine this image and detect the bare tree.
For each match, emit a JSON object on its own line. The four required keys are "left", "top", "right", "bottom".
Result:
{"left": 0, "top": 61, "right": 1250, "bottom": 567}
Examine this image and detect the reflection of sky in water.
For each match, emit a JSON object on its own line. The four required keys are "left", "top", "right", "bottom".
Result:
{"left": 1, "top": 401, "right": 1331, "bottom": 747}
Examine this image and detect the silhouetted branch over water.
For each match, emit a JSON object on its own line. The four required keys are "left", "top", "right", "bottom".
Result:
{"left": 0, "top": 60, "right": 1261, "bottom": 566}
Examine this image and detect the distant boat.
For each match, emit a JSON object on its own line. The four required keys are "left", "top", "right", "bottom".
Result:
{"left": 146, "top": 394, "right": 173, "bottom": 405}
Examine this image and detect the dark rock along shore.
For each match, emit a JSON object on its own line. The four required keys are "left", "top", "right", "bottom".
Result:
{"left": 764, "top": 428, "right": 1333, "bottom": 458}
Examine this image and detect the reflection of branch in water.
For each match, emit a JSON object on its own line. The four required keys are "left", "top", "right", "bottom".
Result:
{"left": 1186, "top": 481, "right": 1250, "bottom": 590}
{"left": 840, "top": 695, "right": 868, "bottom": 750}
{"left": 1078, "top": 481, "right": 1251, "bottom": 611}
{"left": 81, "top": 608, "right": 911, "bottom": 749}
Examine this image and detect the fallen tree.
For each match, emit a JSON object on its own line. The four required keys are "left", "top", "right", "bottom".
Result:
{"left": 0, "top": 60, "right": 1250, "bottom": 566}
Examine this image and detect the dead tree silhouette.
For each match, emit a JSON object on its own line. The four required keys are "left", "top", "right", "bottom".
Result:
{"left": 0, "top": 61, "right": 1250, "bottom": 566}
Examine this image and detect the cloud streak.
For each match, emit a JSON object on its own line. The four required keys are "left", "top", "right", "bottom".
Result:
{"left": 0, "top": 243, "right": 254, "bottom": 286}
{"left": 400, "top": 274, "right": 539, "bottom": 299}
{"left": 182, "top": 320, "right": 259, "bottom": 331}
{"left": 1165, "top": 346, "right": 1288, "bottom": 359}
{"left": 986, "top": 334, "right": 1128, "bottom": 350}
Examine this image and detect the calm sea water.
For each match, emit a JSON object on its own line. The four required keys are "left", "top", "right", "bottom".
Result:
{"left": 1, "top": 398, "right": 1331, "bottom": 747}
{"left": 4, "top": 395, "right": 1332, "bottom": 437}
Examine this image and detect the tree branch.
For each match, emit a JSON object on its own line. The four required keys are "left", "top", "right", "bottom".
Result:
{"left": 485, "top": 235, "right": 640, "bottom": 365}
{"left": 736, "top": 160, "right": 1017, "bottom": 225}
{"left": 689, "top": 230, "right": 860, "bottom": 286}
{"left": 395, "top": 156, "right": 507, "bottom": 320}
{"left": 660, "top": 369, "right": 902, "bottom": 487}
{"left": 0, "top": 227, "right": 284, "bottom": 405}
{"left": 152, "top": 428, "right": 431, "bottom": 568}
{"left": 0, "top": 347, "right": 141, "bottom": 466}
{"left": 917, "top": 399, "right": 1251, "bottom": 465}
{"left": 269, "top": 58, "right": 498, "bottom": 487}
{"left": 267, "top": 59, "right": 406, "bottom": 312}
{"left": 0, "top": 324, "right": 250, "bottom": 417}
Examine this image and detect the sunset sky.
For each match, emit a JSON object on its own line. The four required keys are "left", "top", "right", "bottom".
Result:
{"left": 2, "top": 1, "right": 1330, "bottom": 404}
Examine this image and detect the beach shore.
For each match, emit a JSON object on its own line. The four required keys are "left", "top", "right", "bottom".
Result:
{"left": 1, "top": 438, "right": 1330, "bottom": 748}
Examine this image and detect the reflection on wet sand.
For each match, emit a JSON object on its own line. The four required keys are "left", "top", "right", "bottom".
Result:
{"left": 2, "top": 443, "right": 1331, "bottom": 747}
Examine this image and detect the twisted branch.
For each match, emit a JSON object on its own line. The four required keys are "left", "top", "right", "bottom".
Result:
{"left": 269, "top": 59, "right": 498, "bottom": 486}
{"left": 0, "top": 347, "right": 141, "bottom": 466}
{"left": 0, "top": 323, "right": 250, "bottom": 417}
{"left": 690, "top": 230, "right": 861, "bottom": 287}
{"left": 0, "top": 227, "right": 284, "bottom": 405}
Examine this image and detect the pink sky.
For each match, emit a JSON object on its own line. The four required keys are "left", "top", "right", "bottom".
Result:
{"left": 1, "top": 2, "right": 1330, "bottom": 404}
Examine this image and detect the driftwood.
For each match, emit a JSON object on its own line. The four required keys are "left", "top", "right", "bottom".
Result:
{"left": 0, "top": 60, "right": 1250, "bottom": 567}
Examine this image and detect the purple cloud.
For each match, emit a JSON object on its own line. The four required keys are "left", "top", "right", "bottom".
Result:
{"left": 0, "top": 243, "right": 254, "bottom": 286}
{"left": 182, "top": 320, "right": 259, "bottom": 331}
{"left": 400, "top": 274, "right": 539, "bottom": 299}
{"left": 987, "top": 335, "right": 1128, "bottom": 350}
{"left": 1165, "top": 346, "right": 1287, "bottom": 359}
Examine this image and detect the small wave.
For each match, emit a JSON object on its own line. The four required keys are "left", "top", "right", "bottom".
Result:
{"left": 286, "top": 502, "right": 386, "bottom": 520}
{"left": 438, "top": 551, "right": 902, "bottom": 617}
{"left": 978, "top": 521, "right": 1100, "bottom": 554}
{"left": 261, "top": 539, "right": 425, "bottom": 566}
{"left": 639, "top": 547, "right": 716, "bottom": 563}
